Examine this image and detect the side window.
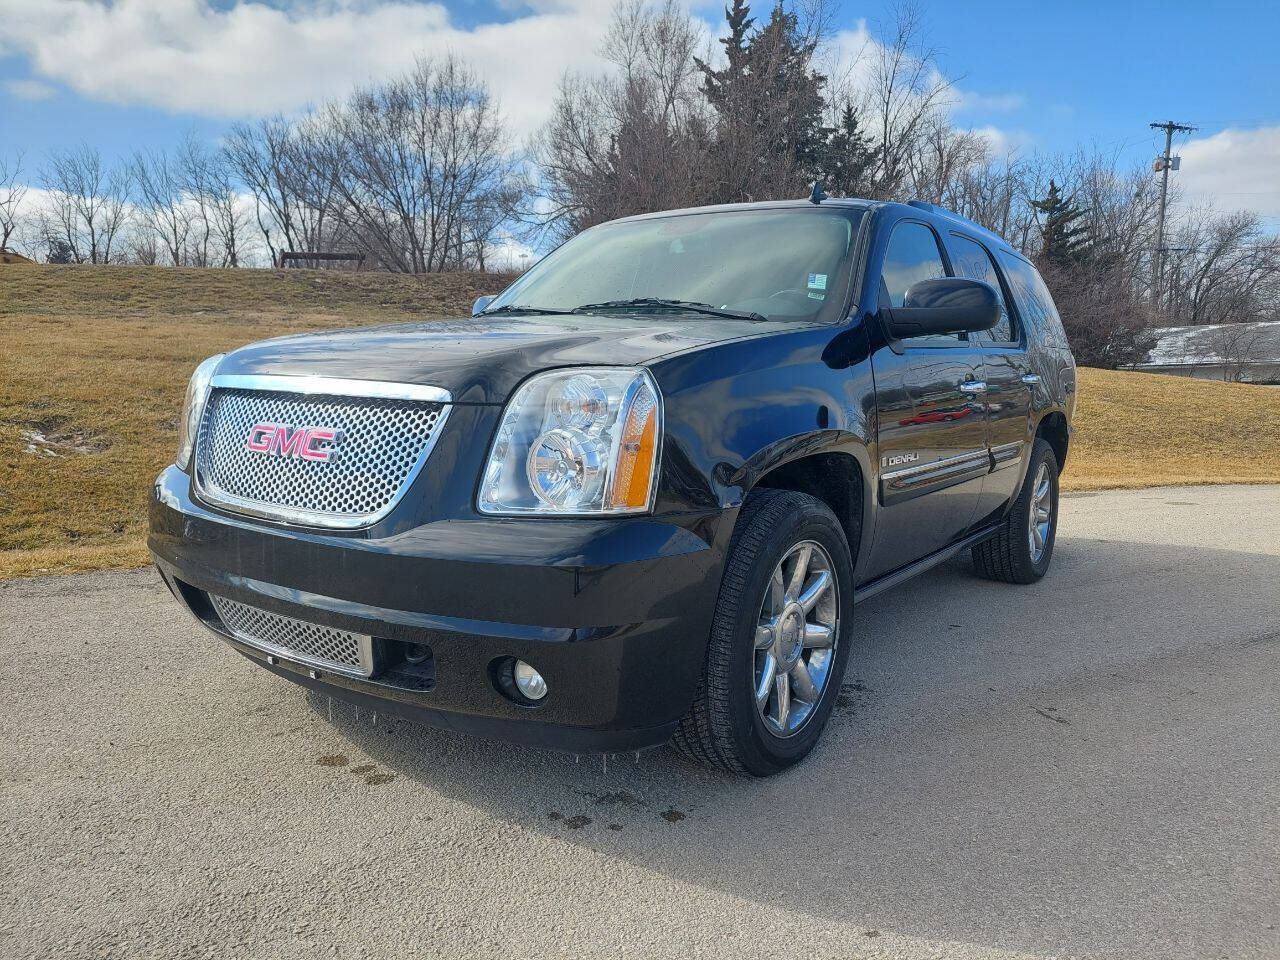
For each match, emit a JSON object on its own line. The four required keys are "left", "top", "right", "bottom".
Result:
{"left": 880, "top": 221, "right": 956, "bottom": 341}
{"left": 994, "top": 251, "right": 1070, "bottom": 349}
{"left": 950, "top": 234, "right": 1014, "bottom": 343}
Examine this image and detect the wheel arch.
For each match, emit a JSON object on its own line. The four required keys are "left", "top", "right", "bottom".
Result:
{"left": 748, "top": 447, "right": 868, "bottom": 570}
{"left": 1036, "top": 411, "right": 1070, "bottom": 470}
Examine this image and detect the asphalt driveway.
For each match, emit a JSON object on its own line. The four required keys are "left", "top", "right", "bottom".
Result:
{"left": 2, "top": 485, "right": 1278, "bottom": 959}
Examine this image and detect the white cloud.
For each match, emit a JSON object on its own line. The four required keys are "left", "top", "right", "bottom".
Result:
{"left": 4, "top": 78, "right": 56, "bottom": 100}
{"left": 953, "top": 90, "right": 1026, "bottom": 114}
{"left": 970, "top": 125, "right": 1034, "bottom": 156}
{"left": 1177, "top": 126, "right": 1280, "bottom": 220}
{"left": 0, "top": 0, "right": 618, "bottom": 139}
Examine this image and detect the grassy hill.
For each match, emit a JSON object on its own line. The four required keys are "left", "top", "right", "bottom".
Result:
{"left": 2, "top": 263, "right": 1278, "bottom": 580}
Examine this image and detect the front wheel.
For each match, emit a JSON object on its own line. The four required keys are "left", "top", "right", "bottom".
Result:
{"left": 972, "top": 437, "right": 1060, "bottom": 584}
{"left": 672, "top": 489, "right": 854, "bottom": 776}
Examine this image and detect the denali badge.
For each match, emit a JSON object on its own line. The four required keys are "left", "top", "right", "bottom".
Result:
{"left": 882, "top": 452, "right": 919, "bottom": 468}
{"left": 245, "top": 423, "right": 339, "bottom": 462}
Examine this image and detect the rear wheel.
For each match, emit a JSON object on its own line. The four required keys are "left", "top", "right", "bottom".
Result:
{"left": 672, "top": 489, "right": 854, "bottom": 776}
{"left": 972, "top": 437, "right": 1060, "bottom": 584}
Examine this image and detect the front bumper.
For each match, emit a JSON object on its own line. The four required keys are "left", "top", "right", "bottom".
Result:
{"left": 149, "top": 466, "right": 727, "bottom": 752}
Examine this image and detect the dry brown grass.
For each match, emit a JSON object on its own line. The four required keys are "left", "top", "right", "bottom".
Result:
{"left": 0, "top": 264, "right": 508, "bottom": 580}
{"left": 1, "top": 264, "right": 1277, "bottom": 580}
{"left": 1064, "top": 367, "right": 1280, "bottom": 490}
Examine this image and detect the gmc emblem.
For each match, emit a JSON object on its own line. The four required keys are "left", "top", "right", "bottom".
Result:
{"left": 245, "top": 423, "right": 340, "bottom": 462}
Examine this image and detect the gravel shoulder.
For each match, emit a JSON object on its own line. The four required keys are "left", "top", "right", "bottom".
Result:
{"left": 2, "top": 485, "right": 1278, "bottom": 959}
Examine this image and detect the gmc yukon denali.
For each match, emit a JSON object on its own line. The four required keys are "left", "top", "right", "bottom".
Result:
{"left": 150, "top": 198, "right": 1077, "bottom": 776}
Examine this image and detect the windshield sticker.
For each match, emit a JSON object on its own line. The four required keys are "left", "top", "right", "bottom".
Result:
{"left": 808, "top": 273, "right": 828, "bottom": 290}
{"left": 808, "top": 291, "right": 826, "bottom": 300}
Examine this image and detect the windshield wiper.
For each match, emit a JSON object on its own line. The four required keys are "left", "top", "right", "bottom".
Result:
{"left": 480, "top": 304, "right": 577, "bottom": 316}
{"left": 572, "top": 298, "right": 767, "bottom": 322}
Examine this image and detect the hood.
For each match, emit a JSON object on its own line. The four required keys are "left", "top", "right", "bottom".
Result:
{"left": 215, "top": 312, "right": 797, "bottom": 404}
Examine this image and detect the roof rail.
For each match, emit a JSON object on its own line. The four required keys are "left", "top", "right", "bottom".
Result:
{"left": 907, "top": 199, "right": 1008, "bottom": 247}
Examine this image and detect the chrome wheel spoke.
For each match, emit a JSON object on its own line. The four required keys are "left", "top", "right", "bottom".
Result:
{"left": 755, "top": 623, "right": 775, "bottom": 650}
{"left": 786, "top": 544, "right": 812, "bottom": 599}
{"left": 798, "top": 570, "right": 831, "bottom": 613}
{"left": 755, "top": 654, "right": 776, "bottom": 707}
{"left": 803, "top": 623, "right": 833, "bottom": 649}
{"left": 774, "top": 672, "right": 790, "bottom": 729}
{"left": 769, "top": 569, "right": 786, "bottom": 613}
{"left": 790, "top": 660, "right": 819, "bottom": 703}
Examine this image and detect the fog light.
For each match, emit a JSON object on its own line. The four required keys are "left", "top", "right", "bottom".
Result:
{"left": 512, "top": 660, "right": 547, "bottom": 701}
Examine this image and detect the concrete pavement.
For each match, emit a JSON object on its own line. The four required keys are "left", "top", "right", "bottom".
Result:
{"left": 2, "top": 485, "right": 1278, "bottom": 959}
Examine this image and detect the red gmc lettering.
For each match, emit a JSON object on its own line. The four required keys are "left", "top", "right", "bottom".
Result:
{"left": 300, "top": 429, "right": 336, "bottom": 462}
{"left": 245, "top": 423, "right": 337, "bottom": 462}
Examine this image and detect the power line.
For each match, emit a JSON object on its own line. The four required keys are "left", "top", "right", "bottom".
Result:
{"left": 1150, "top": 119, "right": 1196, "bottom": 302}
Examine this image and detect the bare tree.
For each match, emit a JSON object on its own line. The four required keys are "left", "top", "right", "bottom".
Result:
{"left": 177, "top": 134, "right": 216, "bottom": 266}
{"left": 132, "top": 147, "right": 193, "bottom": 266}
{"left": 39, "top": 144, "right": 132, "bottom": 263}
{"left": 1168, "top": 209, "right": 1280, "bottom": 325}
{"left": 207, "top": 155, "right": 253, "bottom": 268}
{"left": 906, "top": 115, "right": 988, "bottom": 206}
{"left": 0, "top": 151, "right": 27, "bottom": 253}
{"left": 321, "top": 55, "right": 528, "bottom": 272}
{"left": 224, "top": 116, "right": 340, "bottom": 266}
{"left": 1206, "top": 323, "right": 1266, "bottom": 382}
{"left": 124, "top": 222, "right": 160, "bottom": 265}
{"left": 536, "top": 0, "right": 713, "bottom": 238}
{"left": 1038, "top": 256, "right": 1159, "bottom": 368}
{"left": 863, "top": 1, "right": 952, "bottom": 199}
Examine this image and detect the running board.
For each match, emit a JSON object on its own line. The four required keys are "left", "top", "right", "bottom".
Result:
{"left": 853, "top": 524, "right": 1002, "bottom": 604}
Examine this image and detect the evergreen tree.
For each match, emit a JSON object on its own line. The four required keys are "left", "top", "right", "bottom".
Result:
{"left": 823, "top": 103, "right": 875, "bottom": 197}
{"left": 1033, "top": 179, "right": 1090, "bottom": 264}
{"left": 698, "top": 0, "right": 755, "bottom": 106}
{"left": 695, "top": 1, "right": 829, "bottom": 200}
{"left": 750, "top": 3, "right": 827, "bottom": 175}
{"left": 46, "top": 239, "right": 74, "bottom": 264}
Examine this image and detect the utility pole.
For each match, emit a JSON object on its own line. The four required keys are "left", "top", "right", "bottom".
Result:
{"left": 1150, "top": 120, "right": 1195, "bottom": 304}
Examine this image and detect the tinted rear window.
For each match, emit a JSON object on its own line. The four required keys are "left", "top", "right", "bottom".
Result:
{"left": 994, "top": 251, "right": 1069, "bottom": 348}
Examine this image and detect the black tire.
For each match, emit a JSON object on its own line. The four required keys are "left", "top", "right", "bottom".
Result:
{"left": 672, "top": 489, "right": 855, "bottom": 776}
{"left": 972, "top": 437, "right": 1060, "bottom": 584}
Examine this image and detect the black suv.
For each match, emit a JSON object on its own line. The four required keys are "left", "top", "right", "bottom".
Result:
{"left": 150, "top": 198, "right": 1076, "bottom": 776}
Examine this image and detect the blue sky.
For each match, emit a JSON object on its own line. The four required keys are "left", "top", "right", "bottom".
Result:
{"left": 1, "top": 0, "right": 1277, "bottom": 224}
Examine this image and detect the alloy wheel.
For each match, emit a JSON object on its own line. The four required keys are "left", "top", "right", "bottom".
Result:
{"left": 1027, "top": 462, "right": 1053, "bottom": 563}
{"left": 752, "top": 540, "right": 840, "bottom": 738}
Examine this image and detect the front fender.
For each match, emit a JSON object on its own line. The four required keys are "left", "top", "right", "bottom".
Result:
{"left": 649, "top": 325, "right": 878, "bottom": 567}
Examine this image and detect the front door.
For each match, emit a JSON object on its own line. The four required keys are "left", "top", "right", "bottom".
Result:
{"left": 946, "top": 232, "right": 1035, "bottom": 523}
{"left": 865, "top": 220, "right": 989, "bottom": 579}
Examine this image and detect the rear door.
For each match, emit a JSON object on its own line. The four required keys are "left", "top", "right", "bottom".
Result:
{"left": 865, "top": 219, "right": 989, "bottom": 578}
{"left": 947, "top": 233, "right": 1034, "bottom": 522}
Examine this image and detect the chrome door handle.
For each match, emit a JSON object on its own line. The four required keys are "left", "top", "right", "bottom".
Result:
{"left": 1021, "top": 373, "right": 1042, "bottom": 385}
{"left": 959, "top": 381, "right": 987, "bottom": 395}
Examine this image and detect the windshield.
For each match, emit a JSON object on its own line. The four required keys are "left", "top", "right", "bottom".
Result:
{"left": 488, "top": 207, "right": 864, "bottom": 324}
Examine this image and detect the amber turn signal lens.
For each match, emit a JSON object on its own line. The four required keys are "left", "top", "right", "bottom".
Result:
{"left": 608, "top": 388, "right": 659, "bottom": 509}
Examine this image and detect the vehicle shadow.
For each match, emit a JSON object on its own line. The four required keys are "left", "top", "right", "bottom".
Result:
{"left": 305, "top": 534, "right": 1280, "bottom": 958}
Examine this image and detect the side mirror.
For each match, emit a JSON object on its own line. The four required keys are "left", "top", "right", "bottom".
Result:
{"left": 886, "top": 278, "right": 999, "bottom": 339}
{"left": 472, "top": 295, "right": 495, "bottom": 317}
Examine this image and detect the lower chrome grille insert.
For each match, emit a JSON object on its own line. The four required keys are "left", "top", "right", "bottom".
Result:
{"left": 208, "top": 593, "right": 375, "bottom": 677}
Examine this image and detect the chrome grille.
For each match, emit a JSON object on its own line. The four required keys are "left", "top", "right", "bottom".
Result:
{"left": 193, "top": 376, "right": 450, "bottom": 528}
{"left": 209, "top": 593, "right": 374, "bottom": 677}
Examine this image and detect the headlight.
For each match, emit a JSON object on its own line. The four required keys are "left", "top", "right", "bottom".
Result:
{"left": 479, "top": 368, "right": 662, "bottom": 515}
{"left": 175, "top": 354, "right": 224, "bottom": 470}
